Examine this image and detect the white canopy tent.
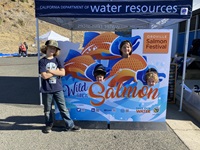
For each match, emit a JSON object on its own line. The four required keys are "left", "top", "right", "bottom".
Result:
{"left": 192, "top": 0, "right": 200, "bottom": 11}
{"left": 34, "top": 0, "right": 193, "bottom": 110}
{"left": 35, "top": 30, "right": 70, "bottom": 41}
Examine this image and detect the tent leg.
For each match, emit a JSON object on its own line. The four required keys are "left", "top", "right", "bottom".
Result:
{"left": 179, "top": 19, "right": 190, "bottom": 111}
{"left": 36, "top": 18, "right": 43, "bottom": 106}
{"left": 71, "top": 30, "right": 73, "bottom": 42}
{"left": 194, "top": 15, "right": 199, "bottom": 39}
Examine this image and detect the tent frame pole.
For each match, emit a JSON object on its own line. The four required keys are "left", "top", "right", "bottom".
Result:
{"left": 71, "top": 30, "right": 73, "bottom": 42}
{"left": 179, "top": 19, "right": 190, "bottom": 111}
{"left": 36, "top": 18, "right": 43, "bottom": 106}
{"left": 194, "top": 15, "right": 199, "bottom": 39}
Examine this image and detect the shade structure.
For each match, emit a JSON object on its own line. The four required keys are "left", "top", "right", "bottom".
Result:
{"left": 36, "top": 30, "right": 70, "bottom": 41}
{"left": 34, "top": 0, "right": 193, "bottom": 110}
{"left": 35, "top": 0, "right": 193, "bottom": 31}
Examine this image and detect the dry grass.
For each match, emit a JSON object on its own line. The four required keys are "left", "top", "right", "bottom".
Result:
{"left": 0, "top": 0, "right": 85, "bottom": 54}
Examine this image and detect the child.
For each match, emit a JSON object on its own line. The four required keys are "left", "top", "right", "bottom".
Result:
{"left": 39, "top": 40, "right": 81, "bottom": 133}
{"left": 19, "top": 42, "right": 27, "bottom": 57}
{"left": 24, "top": 42, "right": 28, "bottom": 57}
{"left": 145, "top": 69, "right": 159, "bottom": 86}
{"left": 94, "top": 64, "right": 106, "bottom": 82}
{"left": 119, "top": 40, "right": 133, "bottom": 58}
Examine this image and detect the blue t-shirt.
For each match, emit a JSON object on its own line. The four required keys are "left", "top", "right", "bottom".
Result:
{"left": 39, "top": 57, "right": 64, "bottom": 93}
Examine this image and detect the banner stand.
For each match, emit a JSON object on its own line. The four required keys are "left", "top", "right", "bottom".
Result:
{"left": 53, "top": 120, "right": 167, "bottom": 130}
{"left": 54, "top": 120, "right": 108, "bottom": 129}
{"left": 110, "top": 122, "right": 167, "bottom": 130}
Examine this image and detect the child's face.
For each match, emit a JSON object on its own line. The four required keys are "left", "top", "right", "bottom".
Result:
{"left": 120, "top": 43, "right": 132, "bottom": 56}
{"left": 147, "top": 78, "right": 157, "bottom": 86}
{"left": 96, "top": 75, "right": 104, "bottom": 82}
{"left": 46, "top": 46, "right": 57, "bottom": 56}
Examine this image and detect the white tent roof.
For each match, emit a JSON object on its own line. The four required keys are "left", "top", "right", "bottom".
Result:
{"left": 193, "top": 0, "right": 200, "bottom": 11}
{"left": 36, "top": 30, "right": 70, "bottom": 41}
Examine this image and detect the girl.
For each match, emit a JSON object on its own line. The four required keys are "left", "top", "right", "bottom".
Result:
{"left": 119, "top": 40, "right": 133, "bottom": 58}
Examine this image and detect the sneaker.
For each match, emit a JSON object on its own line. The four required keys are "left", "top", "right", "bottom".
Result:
{"left": 43, "top": 126, "right": 52, "bottom": 133}
{"left": 67, "top": 125, "right": 81, "bottom": 132}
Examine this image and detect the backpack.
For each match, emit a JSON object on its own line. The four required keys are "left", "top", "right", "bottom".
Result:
{"left": 20, "top": 44, "right": 26, "bottom": 52}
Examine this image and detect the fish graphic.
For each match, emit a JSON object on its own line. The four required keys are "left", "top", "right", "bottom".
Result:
{"left": 64, "top": 55, "right": 95, "bottom": 81}
{"left": 64, "top": 49, "right": 81, "bottom": 62}
{"left": 81, "top": 32, "right": 119, "bottom": 60}
{"left": 107, "top": 54, "right": 147, "bottom": 87}
{"left": 82, "top": 32, "right": 100, "bottom": 47}
{"left": 137, "top": 67, "right": 166, "bottom": 85}
{"left": 110, "top": 35, "right": 141, "bottom": 55}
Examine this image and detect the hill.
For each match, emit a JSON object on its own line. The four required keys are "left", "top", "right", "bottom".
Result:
{"left": 0, "top": 0, "right": 85, "bottom": 54}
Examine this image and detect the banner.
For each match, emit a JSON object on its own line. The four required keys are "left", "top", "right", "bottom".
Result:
{"left": 35, "top": 0, "right": 192, "bottom": 19}
{"left": 55, "top": 29, "right": 172, "bottom": 122}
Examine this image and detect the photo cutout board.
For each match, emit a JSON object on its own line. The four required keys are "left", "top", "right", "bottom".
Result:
{"left": 55, "top": 29, "right": 172, "bottom": 122}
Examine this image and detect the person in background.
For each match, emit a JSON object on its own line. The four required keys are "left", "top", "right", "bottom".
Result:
{"left": 94, "top": 64, "right": 106, "bottom": 82}
{"left": 39, "top": 40, "right": 81, "bottom": 133}
{"left": 119, "top": 40, "right": 133, "bottom": 58}
{"left": 24, "top": 42, "right": 28, "bottom": 57}
{"left": 18, "top": 42, "right": 27, "bottom": 57}
{"left": 145, "top": 68, "right": 159, "bottom": 86}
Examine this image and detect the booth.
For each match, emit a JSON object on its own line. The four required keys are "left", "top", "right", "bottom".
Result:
{"left": 35, "top": 0, "right": 193, "bottom": 129}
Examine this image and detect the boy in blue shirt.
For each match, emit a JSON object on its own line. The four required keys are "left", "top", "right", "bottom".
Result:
{"left": 39, "top": 40, "right": 81, "bottom": 133}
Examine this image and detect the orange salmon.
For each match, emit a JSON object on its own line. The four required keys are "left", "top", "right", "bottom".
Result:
{"left": 81, "top": 32, "right": 119, "bottom": 60}
{"left": 108, "top": 54, "right": 147, "bottom": 87}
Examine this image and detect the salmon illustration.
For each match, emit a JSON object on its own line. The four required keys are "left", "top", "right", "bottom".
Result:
{"left": 64, "top": 55, "right": 95, "bottom": 81}
{"left": 107, "top": 54, "right": 147, "bottom": 87}
{"left": 81, "top": 32, "right": 119, "bottom": 60}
